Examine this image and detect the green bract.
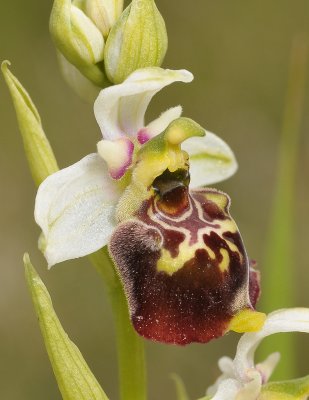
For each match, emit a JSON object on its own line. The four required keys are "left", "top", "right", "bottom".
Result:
{"left": 104, "top": 0, "right": 168, "bottom": 83}
{"left": 24, "top": 254, "right": 109, "bottom": 400}
{"left": 1, "top": 61, "right": 58, "bottom": 186}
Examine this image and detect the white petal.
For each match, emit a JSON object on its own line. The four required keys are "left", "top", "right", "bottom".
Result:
{"left": 182, "top": 131, "right": 238, "bottom": 188}
{"left": 233, "top": 308, "right": 309, "bottom": 381}
{"left": 146, "top": 106, "right": 183, "bottom": 138}
{"left": 35, "top": 154, "right": 121, "bottom": 267}
{"left": 94, "top": 67, "right": 193, "bottom": 140}
{"left": 97, "top": 137, "right": 134, "bottom": 179}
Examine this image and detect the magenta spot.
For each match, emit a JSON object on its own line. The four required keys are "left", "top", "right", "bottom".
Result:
{"left": 137, "top": 128, "right": 151, "bottom": 145}
{"left": 109, "top": 140, "right": 135, "bottom": 180}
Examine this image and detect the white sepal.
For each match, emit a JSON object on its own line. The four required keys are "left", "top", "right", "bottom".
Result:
{"left": 35, "top": 154, "right": 121, "bottom": 267}
{"left": 94, "top": 67, "right": 193, "bottom": 140}
{"left": 182, "top": 131, "right": 238, "bottom": 188}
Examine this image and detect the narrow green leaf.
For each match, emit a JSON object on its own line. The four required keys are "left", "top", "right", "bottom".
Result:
{"left": 260, "top": 375, "right": 309, "bottom": 400}
{"left": 1, "top": 61, "right": 59, "bottom": 186}
{"left": 260, "top": 37, "right": 308, "bottom": 379}
{"left": 24, "top": 254, "right": 109, "bottom": 400}
{"left": 171, "top": 374, "right": 190, "bottom": 400}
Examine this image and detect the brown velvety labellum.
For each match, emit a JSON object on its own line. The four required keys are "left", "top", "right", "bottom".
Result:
{"left": 109, "top": 172, "right": 259, "bottom": 345}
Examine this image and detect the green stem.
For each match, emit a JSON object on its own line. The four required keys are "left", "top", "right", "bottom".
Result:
{"left": 89, "top": 248, "right": 147, "bottom": 400}
{"left": 260, "top": 37, "right": 308, "bottom": 379}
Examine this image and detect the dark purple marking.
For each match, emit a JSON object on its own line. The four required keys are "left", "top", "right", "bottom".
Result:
{"left": 194, "top": 192, "right": 228, "bottom": 221}
{"left": 164, "top": 229, "right": 186, "bottom": 258}
{"left": 249, "top": 263, "right": 261, "bottom": 308}
{"left": 109, "top": 222, "right": 230, "bottom": 345}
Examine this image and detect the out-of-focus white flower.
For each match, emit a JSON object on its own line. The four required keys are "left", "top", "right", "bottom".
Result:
{"left": 207, "top": 308, "right": 309, "bottom": 400}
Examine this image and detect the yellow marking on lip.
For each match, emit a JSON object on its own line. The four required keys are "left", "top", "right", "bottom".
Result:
{"left": 229, "top": 309, "right": 266, "bottom": 333}
{"left": 157, "top": 240, "right": 216, "bottom": 276}
{"left": 204, "top": 191, "right": 230, "bottom": 210}
{"left": 219, "top": 248, "right": 230, "bottom": 272}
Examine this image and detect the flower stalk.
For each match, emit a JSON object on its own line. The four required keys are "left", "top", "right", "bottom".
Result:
{"left": 90, "top": 248, "right": 147, "bottom": 400}
{"left": 260, "top": 36, "right": 309, "bottom": 379}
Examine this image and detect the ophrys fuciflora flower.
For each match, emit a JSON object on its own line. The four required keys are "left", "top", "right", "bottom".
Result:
{"left": 35, "top": 67, "right": 265, "bottom": 345}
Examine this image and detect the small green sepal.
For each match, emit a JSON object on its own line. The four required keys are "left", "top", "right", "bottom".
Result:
{"left": 104, "top": 0, "right": 168, "bottom": 84}
{"left": 1, "top": 61, "right": 58, "bottom": 187}
{"left": 24, "top": 254, "right": 109, "bottom": 400}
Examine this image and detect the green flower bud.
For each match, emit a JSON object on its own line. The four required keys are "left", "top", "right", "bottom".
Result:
{"left": 85, "top": 0, "right": 124, "bottom": 38}
{"left": 104, "top": 0, "right": 168, "bottom": 84}
{"left": 50, "top": 0, "right": 110, "bottom": 87}
{"left": 1, "top": 61, "right": 58, "bottom": 187}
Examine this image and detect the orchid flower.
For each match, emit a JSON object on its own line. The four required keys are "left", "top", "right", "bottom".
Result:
{"left": 35, "top": 66, "right": 265, "bottom": 345}
{"left": 206, "top": 308, "right": 309, "bottom": 400}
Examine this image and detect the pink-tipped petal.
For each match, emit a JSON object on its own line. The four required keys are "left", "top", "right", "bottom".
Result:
{"left": 137, "top": 128, "right": 151, "bottom": 145}
{"left": 97, "top": 138, "right": 134, "bottom": 179}
{"left": 137, "top": 106, "right": 183, "bottom": 145}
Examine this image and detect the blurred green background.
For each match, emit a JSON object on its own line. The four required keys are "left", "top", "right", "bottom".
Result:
{"left": 1, "top": 0, "right": 309, "bottom": 399}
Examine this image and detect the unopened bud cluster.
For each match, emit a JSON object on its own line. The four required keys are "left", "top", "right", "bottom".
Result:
{"left": 50, "top": 0, "right": 168, "bottom": 99}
